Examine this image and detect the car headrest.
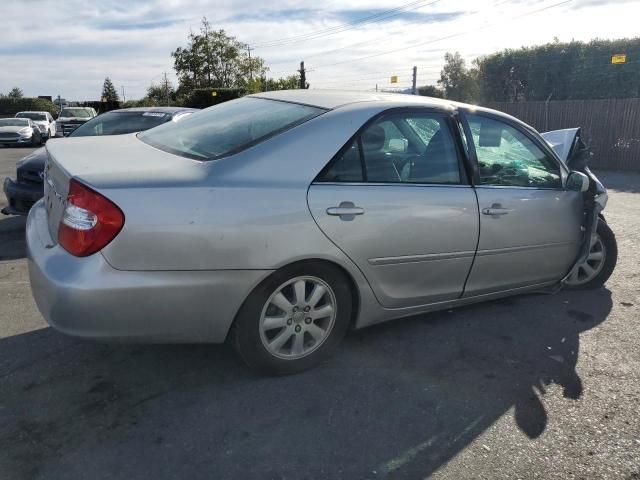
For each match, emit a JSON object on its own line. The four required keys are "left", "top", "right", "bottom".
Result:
{"left": 362, "top": 125, "right": 386, "bottom": 151}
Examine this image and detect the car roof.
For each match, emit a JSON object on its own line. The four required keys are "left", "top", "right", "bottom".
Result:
{"left": 250, "top": 89, "right": 456, "bottom": 110}
{"left": 111, "top": 107, "right": 198, "bottom": 114}
{"left": 15, "top": 111, "right": 49, "bottom": 114}
{"left": 249, "top": 89, "right": 527, "bottom": 123}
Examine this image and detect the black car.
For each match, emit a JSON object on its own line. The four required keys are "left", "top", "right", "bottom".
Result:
{"left": 2, "top": 106, "right": 197, "bottom": 215}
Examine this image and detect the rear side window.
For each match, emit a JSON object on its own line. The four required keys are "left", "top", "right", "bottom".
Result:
{"left": 138, "top": 97, "right": 325, "bottom": 160}
{"left": 319, "top": 111, "right": 461, "bottom": 184}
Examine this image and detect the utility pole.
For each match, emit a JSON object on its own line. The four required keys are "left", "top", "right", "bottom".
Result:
{"left": 163, "top": 72, "right": 170, "bottom": 106}
{"left": 247, "top": 46, "right": 253, "bottom": 82}
{"left": 121, "top": 85, "right": 126, "bottom": 103}
{"left": 375, "top": 84, "right": 378, "bottom": 92}
{"left": 412, "top": 66, "right": 417, "bottom": 95}
{"left": 298, "top": 61, "right": 307, "bottom": 89}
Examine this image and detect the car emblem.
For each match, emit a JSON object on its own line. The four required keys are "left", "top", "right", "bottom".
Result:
{"left": 38, "top": 171, "right": 45, "bottom": 180}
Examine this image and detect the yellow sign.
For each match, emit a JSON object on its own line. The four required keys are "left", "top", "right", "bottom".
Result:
{"left": 390, "top": 75, "right": 398, "bottom": 84}
{"left": 612, "top": 54, "right": 626, "bottom": 64}
{"left": 211, "top": 91, "right": 218, "bottom": 96}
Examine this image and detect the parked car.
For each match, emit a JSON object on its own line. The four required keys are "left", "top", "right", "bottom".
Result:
{"left": 15, "top": 111, "right": 56, "bottom": 139}
{"left": 26, "top": 90, "right": 616, "bottom": 375}
{"left": 0, "top": 118, "right": 42, "bottom": 147}
{"left": 56, "top": 106, "right": 97, "bottom": 137}
{"left": 2, "top": 107, "right": 197, "bottom": 216}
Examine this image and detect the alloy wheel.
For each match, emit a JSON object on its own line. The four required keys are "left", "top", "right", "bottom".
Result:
{"left": 259, "top": 276, "right": 337, "bottom": 360}
{"left": 565, "top": 233, "right": 606, "bottom": 286}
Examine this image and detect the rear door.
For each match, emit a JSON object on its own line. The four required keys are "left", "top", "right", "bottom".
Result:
{"left": 460, "top": 112, "right": 583, "bottom": 296}
{"left": 307, "top": 109, "right": 479, "bottom": 309}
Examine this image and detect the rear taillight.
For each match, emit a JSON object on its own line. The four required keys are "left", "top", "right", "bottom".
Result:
{"left": 58, "top": 179, "right": 124, "bottom": 257}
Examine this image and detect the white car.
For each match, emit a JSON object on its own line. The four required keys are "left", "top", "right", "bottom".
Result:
{"left": 15, "top": 111, "right": 56, "bottom": 139}
{"left": 0, "top": 118, "right": 43, "bottom": 146}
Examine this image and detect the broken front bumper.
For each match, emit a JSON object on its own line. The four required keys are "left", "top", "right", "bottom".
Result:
{"left": 2, "top": 177, "right": 43, "bottom": 215}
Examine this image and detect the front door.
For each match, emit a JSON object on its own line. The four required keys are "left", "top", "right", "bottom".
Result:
{"left": 307, "top": 109, "right": 479, "bottom": 308}
{"left": 461, "top": 112, "right": 583, "bottom": 296}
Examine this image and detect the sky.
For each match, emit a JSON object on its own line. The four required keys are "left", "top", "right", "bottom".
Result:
{"left": 1, "top": 0, "right": 639, "bottom": 100}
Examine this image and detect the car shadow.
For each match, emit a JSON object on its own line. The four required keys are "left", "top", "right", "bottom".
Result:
{"left": 0, "top": 287, "right": 612, "bottom": 479}
{"left": 0, "top": 214, "right": 26, "bottom": 260}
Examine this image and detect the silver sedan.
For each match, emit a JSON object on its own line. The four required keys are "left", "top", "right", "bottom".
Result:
{"left": 26, "top": 90, "right": 617, "bottom": 374}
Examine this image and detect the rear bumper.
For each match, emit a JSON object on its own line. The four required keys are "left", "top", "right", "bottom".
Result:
{"left": 2, "top": 177, "right": 43, "bottom": 215}
{"left": 26, "top": 200, "right": 270, "bottom": 343}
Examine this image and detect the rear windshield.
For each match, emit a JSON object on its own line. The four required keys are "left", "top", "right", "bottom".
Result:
{"left": 70, "top": 111, "right": 173, "bottom": 137}
{"left": 16, "top": 112, "right": 46, "bottom": 121}
{"left": 60, "top": 108, "right": 93, "bottom": 118}
{"left": 138, "top": 97, "right": 326, "bottom": 160}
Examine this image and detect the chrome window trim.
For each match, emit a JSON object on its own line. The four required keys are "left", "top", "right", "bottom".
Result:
{"left": 473, "top": 185, "right": 565, "bottom": 191}
{"left": 311, "top": 181, "right": 473, "bottom": 189}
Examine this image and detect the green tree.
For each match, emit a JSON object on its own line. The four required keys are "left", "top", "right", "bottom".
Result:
{"left": 417, "top": 85, "right": 444, "bottom": 98}
{"left": 147, "top": 79, "right": 176, "bottom": 105}
{"left": 7, "top": 87, "right": 23, "bottom": 98}
{"left": 438, "top": 52, "right": 479, "bottom": 102}
{"left": 101, "top": 77, "right": 120, "bottom": 102}
{"left": 172, "top": 17, "right": 267, "bottom": 92}
{"left": 476, "top": 37, "right": 640, "bottom": 102}
{"left": 260, "top": 74, "right": 301, "bottom": 91}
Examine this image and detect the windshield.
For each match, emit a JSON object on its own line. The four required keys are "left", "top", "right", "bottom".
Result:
{"left": 16, "top": 112, "right": 47, "bottom": 121}
{"left": 59, "top": 108, "right": 93, "bottom": 118}
{"left": 70, "top": 111, "right": 175, "bottom": 137}
{"left": 0, "top": 119, "right": 29, "bottom": 127}
{"left": 138, "top": 97, "right": 326, "bottom": 160}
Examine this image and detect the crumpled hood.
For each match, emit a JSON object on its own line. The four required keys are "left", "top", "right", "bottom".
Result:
{"left": 541, "top": 128, "right": 580, "bottom": 163}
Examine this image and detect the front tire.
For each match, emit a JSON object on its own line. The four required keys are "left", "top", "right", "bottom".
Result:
{"left": 565, "top": 220, "right": 617, "bottom": 289}
{"left": 232, "top": 263, "right": 352, "bottom": 375}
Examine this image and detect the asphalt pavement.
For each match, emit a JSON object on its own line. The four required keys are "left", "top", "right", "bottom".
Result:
{"left": 0, "top": 146, "right": 638, "bottom": 479}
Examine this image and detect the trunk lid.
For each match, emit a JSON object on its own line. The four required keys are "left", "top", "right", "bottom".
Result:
{"left": 43, "top": 134, "right": 207, "bottom": 242}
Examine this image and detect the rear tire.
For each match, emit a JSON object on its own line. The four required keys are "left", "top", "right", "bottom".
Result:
{"left": 232, "top": 263, "right": 352, "bottom": 375}
{"left": 565, "top": 220, "right": 617, "bottom": 290}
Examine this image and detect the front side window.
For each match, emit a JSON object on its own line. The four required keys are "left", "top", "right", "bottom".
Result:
{"left": 320, "top": 111, "right": 461, "bottom": 184}
{"left": 138, "top": 98, "right": 326, "bottom": 160}
{"left": 466, "top": 114, "right": 561, "bottom": 188}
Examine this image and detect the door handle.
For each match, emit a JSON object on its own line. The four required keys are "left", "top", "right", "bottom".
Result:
{"left": 326, "top": 201, "right": 364, "bottom": 220}
{"left": 482, "top": 203, "right": 512, "bottom": 216}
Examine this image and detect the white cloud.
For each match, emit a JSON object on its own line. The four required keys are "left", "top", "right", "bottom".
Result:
{"left": 0, "top": 0, "right": 638, "bottom": 99}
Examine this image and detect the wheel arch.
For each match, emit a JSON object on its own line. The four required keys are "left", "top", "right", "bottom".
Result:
{"left": 225, "top": 257, "right": 361, "bottom": 342}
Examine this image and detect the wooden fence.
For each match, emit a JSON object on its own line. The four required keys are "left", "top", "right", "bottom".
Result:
{"left": 487, "top": 98, "right": 640, "bottom": 171}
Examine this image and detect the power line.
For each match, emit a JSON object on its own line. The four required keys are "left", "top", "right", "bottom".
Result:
{"left": 303, "top": 0, "right": 512, "bottom": 61}
{"left": 251, "top": 0, "right": 443, "bottom": 48}
{"left": 311, "top": 0, "right": 573, "bottom": 70}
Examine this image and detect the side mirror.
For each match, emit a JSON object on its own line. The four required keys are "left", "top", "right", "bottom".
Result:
{"left": 566, "top": 171, "right": 590, "bottom": 192}
{"left": 388, "top": 138, "right": 408, "bottom": 153}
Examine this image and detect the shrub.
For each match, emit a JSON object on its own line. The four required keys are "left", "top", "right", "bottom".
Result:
{"left": 0, "top": 97, "right": 58, "bottom": 116}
